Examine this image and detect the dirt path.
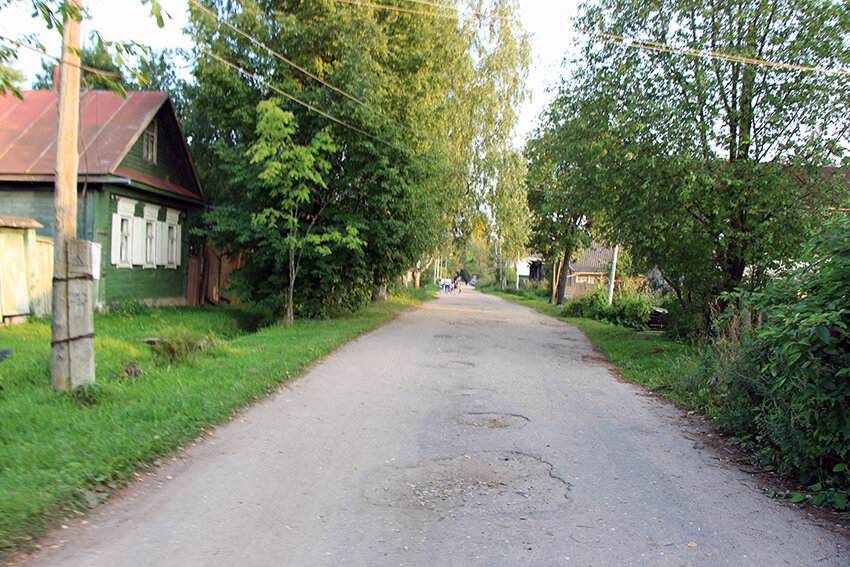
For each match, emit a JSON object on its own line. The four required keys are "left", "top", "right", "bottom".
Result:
{"left": 19, "top": 291, "right": 848, "bottom": 566}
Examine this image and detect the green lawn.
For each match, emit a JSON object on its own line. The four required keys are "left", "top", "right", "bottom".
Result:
{"left": 0, "top": 288, "right": 432, "bottom": 555}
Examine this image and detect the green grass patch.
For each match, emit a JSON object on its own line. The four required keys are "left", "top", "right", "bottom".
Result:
{"left": 0, "top": 290, "right": 430, "bottom": 555}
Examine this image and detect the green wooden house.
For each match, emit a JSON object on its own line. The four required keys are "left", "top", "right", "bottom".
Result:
{"left": 0, "top": 89, "right": 204, "bottom": 308}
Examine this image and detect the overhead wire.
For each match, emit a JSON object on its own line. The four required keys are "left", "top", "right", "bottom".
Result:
{"left": 202, "top": 48, "right": 413, "bottom": 156}
{"left": 332, "top": 0, "right": 462, "bottom": 21}
{"left": 578, "top": 28, "right": 850, "bottom": 77}
{"left": 334, "top": 0, "right": 523, "bottom": 30}
{"left": 187, "top": 0, "right": 427, "bottom": 140}
{"left": 0, "top": 35, "right": 124, "bottom": 79}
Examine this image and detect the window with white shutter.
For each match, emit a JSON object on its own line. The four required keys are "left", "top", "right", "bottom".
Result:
{"left": 165, "top": 208, "right": 180, "bottom": 269}
{"left": 142, "top": 204, "right": 160, "bottom": 269}
{"left": 110, "top": 197, "right": 137, "bottom": 268}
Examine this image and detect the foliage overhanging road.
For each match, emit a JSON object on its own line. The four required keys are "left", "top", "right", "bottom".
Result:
{"left": 22, "top": 291, "right": 848, "bottom": 566}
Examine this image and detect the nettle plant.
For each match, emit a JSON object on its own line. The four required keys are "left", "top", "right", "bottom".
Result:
{"left": 723, "top": 215, "right": 850, "bottom": 508}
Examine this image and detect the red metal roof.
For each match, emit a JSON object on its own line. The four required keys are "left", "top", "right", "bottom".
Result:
{"left": 0, "top": 90, "right": 202, "bottom": 201}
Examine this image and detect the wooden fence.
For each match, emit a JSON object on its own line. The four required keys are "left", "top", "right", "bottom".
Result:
{"left": 186, "top": 240, "right": 244, "bottom": 306}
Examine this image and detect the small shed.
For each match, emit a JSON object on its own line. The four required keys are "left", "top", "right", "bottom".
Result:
{"left": 0, "top": 215, "right": 53, "bottom": 322}
{"left": 517, "top": 254, "right": 545, "bottom": 282}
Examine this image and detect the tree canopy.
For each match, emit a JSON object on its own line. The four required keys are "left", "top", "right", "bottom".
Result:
{"left": 186, "top": 0, "right": 529, "bottom": 317}
{"left": 529, "top": 0, "right": 850, "bottom": 332}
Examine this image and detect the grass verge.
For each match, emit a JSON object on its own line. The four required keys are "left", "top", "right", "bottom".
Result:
{"left": 0, "top": 288, "right": 432, "bottom": 556}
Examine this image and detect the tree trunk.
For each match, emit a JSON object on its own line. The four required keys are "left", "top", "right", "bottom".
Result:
{"left": 497, "top": 241, "right": 504, "bottom": 290}
{"left": 550, "top": 255, "right": 560, "bottom": 304}
{"left": 286, "top": 245, "right": 295, "bottom": 327}
{"left": 515, "top": 255, "right": 520, "bottom": 290}
{"left": 372, "top": 278, "right": 387, "bottom": 302}
{"left": 411, "top": 257, "right": 433, "bottom": 289}
{"left": 555, "top": 245, "right": 571, "bottom": 306}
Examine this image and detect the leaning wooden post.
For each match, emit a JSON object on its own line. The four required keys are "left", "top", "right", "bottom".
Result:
{"left": 606, "top": 244, "right": 619, "bottom": 307}
{"left": 51, "top": 0, "right": 94, "bottom": 391}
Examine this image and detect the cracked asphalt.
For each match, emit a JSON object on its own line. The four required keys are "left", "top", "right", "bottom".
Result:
{"left": 19, "top": 290, "right": 849, "bottom": 566}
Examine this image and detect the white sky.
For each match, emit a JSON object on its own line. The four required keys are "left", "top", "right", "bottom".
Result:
{"left": 0, "top": 0, "right": 581, "bottom": 144}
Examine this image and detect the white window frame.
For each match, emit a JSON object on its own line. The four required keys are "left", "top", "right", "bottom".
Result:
{"left": 142, "top": 120, "right": 157, "bottom": 164}
{"left": 142, "top": 204, "right": 160, "bottom": 269}
{"left": 164, "top": 208, "right": 180, "bottom": 269}
{"left": 110, "top": 197, "right": 138, "bottom": 268}
{"left": 119, "top": 217, "right": 131, "bottom": 265}
{"left": 167, "top": 224, "right": 177, "bottom": 266}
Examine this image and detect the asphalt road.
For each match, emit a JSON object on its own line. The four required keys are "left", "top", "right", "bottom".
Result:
{"left": 20, "top": 290, "right": 848, "bottom": 566}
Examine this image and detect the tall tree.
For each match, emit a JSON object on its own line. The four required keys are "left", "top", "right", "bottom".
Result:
{"left": 204, "top": 99, "right": 360, "bottom": 325}
{"left": 490, "top": 148, "right": 530, "bottom": 288}
{"left": 525, "top": 93, "right": 602, "bottom": 305}
{"left": 566, "top": 0, "right": 850, "bottom": 331}
{"left": 185, "top": 0, "right": 529, "bottom": 318}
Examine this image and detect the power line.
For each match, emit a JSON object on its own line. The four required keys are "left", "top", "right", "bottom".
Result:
{"left": 333, "top": 0, "right": 462, "bottom": 21}
{"left": 335, "top": 0, "right": 521, "bottom": 29}
{"left": 579, "top": 28, "right": 850, "bottom": 77}
{"left": 188, "top": 0, "right": 425, "bottom": 140}
{"left": 202, "top": 48, "right": 412, "bottom": 156}
{"left": 0, "top": 35, "right": 124, "bottom": 79}
{"left": 401, "top": 0, "right": 457, "bottom": 10}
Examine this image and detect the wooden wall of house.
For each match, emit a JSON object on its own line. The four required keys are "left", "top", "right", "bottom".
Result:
{"left": 0, "top": 184, "right": 99, "bottom": 240}
{"left": 2, "top": 183, "right": 195, "bottom": 307}
{"left": 101, "top": 186, "right": 189, "bottom": 305}
{"left": 118, "top": 111, "right": 196, "bottom": 190}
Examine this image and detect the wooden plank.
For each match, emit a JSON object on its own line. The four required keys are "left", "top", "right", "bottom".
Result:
{"left": 0, "top": 230, "right": 30, "bottom": 317}
{"left": 33, "top": 236, "right": 54, "bottom": 316}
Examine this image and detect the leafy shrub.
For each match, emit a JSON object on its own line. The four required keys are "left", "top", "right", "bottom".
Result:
{"left": 499, "top": 280, "right": 550, "bottom": 300}
{"left": 149, "top": 328, "right": 208, "bottom": 366}
{"left": 562, "top": 278, "right": 652, "bottom": 329}
{"left": 657, "top": 294, "right": 706, "bottom": 340}
{"left": 717, "top": 216, "right": 850, "bottom": 500}
{"left": 69, "top": 383, "right": 106, "bottom": 406}
{"left": 562, "top": 285, "right": 608, "bottom": 318}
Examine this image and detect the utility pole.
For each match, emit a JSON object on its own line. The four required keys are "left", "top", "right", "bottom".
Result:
{"left": 51, "top": 0, "right": 95, "bottom": 391}
{"left": 606, "top": 244, "right": 619, "bottom": 307}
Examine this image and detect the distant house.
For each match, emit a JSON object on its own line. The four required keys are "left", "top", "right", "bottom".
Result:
{"left": 0, "top": 89, "right": 204, "bottom": 308}
{"left": 568, "top": 243, "right": 614, "bottom": 286}
{"left": 516, "top": 254, "right": 544, "bottom": 282}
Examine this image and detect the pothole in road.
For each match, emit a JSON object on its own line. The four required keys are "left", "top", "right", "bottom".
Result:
{"left": 455, "top": 412, "right": 529, "bottom": 429}
{"left": 427, "top": 360, "right": 475, "bottom": 369}
{"left": 364, "top": 451, "right": 568, "bottom": 514}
